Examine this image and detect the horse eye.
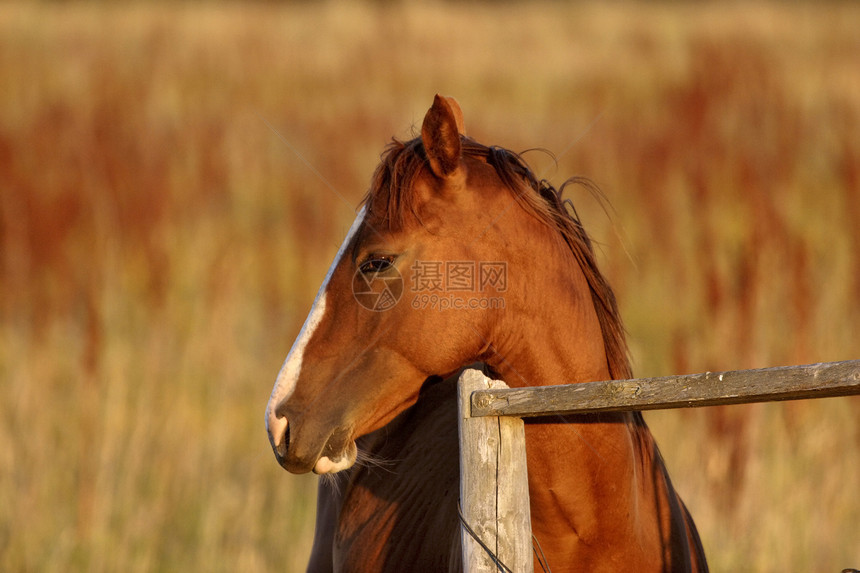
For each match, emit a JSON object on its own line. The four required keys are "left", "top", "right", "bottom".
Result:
{"left": 360, "top": 256, "right": 394, "bottom": 274}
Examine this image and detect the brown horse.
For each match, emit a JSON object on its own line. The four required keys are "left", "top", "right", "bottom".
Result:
{"left": 266, "top": 95, "right": 708, "bottom": 572}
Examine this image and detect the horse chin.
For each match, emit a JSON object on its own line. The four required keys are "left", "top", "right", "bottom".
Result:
{"left": 312, "top": 441, "right": 357, "bottom": 475}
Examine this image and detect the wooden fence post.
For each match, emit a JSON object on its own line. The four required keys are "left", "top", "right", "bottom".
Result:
{"left": 458, "top": 369, "right": 533, "bottom": 573}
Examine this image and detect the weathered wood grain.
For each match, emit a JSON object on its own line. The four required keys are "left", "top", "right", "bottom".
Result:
{"left": 470, "top": 360, "right": 860, "bottom": 419}
{"left": 458, "top": 369, "right": 533, "bottom": 573}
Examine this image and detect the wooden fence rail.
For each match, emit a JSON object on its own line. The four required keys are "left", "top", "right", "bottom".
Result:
{"left": 470, "top": 360, "right": 860, "bottom": 419}
{"left": 457, "top": 360, "right": 860, "bottom": 573}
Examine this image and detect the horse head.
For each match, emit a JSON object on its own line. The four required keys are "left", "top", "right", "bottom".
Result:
{"left": 265, "top": 94, "right": 608, "bottom": 475}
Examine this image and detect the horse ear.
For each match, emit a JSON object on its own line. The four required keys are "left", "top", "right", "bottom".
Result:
{"left": 421, "top": 95, "right": 466, "bottom": 179}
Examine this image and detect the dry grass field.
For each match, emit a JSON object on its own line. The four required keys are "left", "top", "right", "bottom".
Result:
{"left": 1, "top": 1, "right": 859, "bottom": 571}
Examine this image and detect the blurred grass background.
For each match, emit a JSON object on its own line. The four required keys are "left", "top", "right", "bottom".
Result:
{"left": 1, "top": 1, "right": 858, "bottom": 571}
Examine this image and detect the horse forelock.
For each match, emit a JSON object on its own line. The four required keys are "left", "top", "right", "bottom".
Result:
{"left": 361, "top": 138, "right": 427, "bottom": 232}
{"left": 360, "top": 136, "right": 632, "bottom": 381}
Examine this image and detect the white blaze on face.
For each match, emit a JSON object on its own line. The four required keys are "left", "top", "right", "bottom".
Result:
{"left": 265, "top": 207, "right": 367, "bottom": 461}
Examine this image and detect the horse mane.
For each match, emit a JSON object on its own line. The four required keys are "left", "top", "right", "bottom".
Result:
{"left": 361, "top": 136, "right": 632, "bottom": 381}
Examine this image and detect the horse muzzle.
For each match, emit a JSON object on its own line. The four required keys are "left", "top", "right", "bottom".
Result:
{"left": 267, "top": 409, "right": 357, "bottom": 475}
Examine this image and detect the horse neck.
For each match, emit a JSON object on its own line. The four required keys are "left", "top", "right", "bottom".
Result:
{"left": 485, "top": 228, "right": 613, "bottom": 387}
{"left": 482, "top": 236, "right": 659, "bottom": 550}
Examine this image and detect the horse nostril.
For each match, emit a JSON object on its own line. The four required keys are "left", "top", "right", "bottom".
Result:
{"left": 267, "top": 410, "right": 291, "bottom": 466}
{"left": 276, "top": 423, "right": 291, "bottom": 460}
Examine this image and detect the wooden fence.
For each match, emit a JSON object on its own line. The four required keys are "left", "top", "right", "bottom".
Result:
{"left": 457, "top": 360, "right": 860, "bottom": 573}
